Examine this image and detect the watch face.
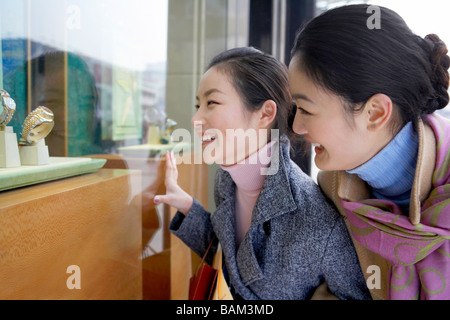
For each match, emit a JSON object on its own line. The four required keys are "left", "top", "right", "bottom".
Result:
{"left": 0, "top": 94, "right": 16, "bottom": 126}
{"left": 3, "top": 96, "right": 16, "bottom": 110}
{"left": 40, "top": 106, "right": 53, "bottom": 117}
{"left": 21, "top": 106, "right": 54, "bottom": 143}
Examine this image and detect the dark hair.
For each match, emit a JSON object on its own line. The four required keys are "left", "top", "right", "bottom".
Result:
{"left": 207, "top": 47, "right": 294, "bottom": 139}
{"left": 291, "top": 4, "right": 450, "bottom": 129}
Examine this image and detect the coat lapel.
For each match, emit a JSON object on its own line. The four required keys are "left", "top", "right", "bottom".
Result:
{"left": 409, "top": 117, "right": 436, "bottom": 224}
{"left": 211, "top": 138, "right": 297, "bottom": 287}
{"left": 210, "top": 172, "right": 237, "bottom": 259}
{"left": 235, "top": 228, "right": 263, "bottom": 286}
{"left": 252, "top": 138, "right": 297, "bottom": 225}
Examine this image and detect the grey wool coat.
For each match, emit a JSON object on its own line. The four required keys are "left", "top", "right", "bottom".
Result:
{"left": 169, "top": 136, "right": 371, "bottom": 300}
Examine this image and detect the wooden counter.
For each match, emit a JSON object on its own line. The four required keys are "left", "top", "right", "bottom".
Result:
{"left": 0, "top": 169, "right": 142, "bottom": 300}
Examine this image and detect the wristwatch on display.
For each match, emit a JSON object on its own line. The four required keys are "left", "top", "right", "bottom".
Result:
{"left": 21, "top": 106, "right": 55, "bottom": 144}
{"left": 0, "top": 90, "right": 16, "bottom": 128}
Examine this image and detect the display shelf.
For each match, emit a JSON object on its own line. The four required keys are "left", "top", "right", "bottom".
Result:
{"left": 0, "top": 157, "right": 106, "bottom": 191}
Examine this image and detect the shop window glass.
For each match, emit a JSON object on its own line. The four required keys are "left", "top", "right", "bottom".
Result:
{"left": 1, "top": 0, "right": 168, "bottom": 156}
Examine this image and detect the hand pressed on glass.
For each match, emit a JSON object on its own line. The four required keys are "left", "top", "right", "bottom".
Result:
{"left": 153, "top": 150, "right": 193, "bottom": 215}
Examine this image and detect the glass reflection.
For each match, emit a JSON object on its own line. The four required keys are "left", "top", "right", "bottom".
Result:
{"left": 1, "top": 0, "right": 168, "bottom": 156}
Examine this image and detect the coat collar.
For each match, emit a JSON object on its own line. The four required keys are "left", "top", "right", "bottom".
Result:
{"left": 211, "top": 136, "right": 297, "bottom": 288}
{"left": 319, "top": 117, "right": 436, "bottom": 225}
{"left": 213, "top": 136, "right": 297, "bottom": 226}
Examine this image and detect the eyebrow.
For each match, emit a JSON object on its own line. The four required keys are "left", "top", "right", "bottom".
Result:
{"left": 196, "top": 88, "right": 224, "bottom": 100}
{"left": 292, "top": 93, "right": 314, "bottom": 104}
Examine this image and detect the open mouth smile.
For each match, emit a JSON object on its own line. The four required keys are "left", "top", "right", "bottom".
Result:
{"left": 311, "top": 142, "right": 324, "bottom": 155}
{"left": 201, "top": 133, "right": 217, "bottom": 145}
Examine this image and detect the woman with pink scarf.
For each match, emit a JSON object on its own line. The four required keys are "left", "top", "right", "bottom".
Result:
{"left": 289, "top": 4, "right": 450, "bottom": 299}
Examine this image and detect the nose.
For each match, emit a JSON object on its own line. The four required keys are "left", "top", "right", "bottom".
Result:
{"left": 191, "top": 108, "right": 204, "bottom": 129}
{"left": 292, "top": 112, "right": 308, "bottom": 135}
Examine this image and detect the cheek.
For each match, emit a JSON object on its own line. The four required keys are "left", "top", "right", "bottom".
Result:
{"left": 222, "top": 128, "right": 258, "bottom": 165}
{"left": 223, "top": 130, "right": 242, "bottom": 164}
{"left": 202, "top": 133, "right": 224, "bottom": 164}
{"left": 322, "top": 130, "right": 369, "bottom": 169}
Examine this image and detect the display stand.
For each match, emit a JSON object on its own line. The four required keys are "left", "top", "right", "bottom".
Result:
{"left": 0, "top": 126, "right": 21, "bottom": 168}
{"left": 19, "top": 139, "right": 50, "bottom": 165}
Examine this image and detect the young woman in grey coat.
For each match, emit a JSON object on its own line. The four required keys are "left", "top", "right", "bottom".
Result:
{"left": 154, "top": 47, "right": 371, "bottom": 300}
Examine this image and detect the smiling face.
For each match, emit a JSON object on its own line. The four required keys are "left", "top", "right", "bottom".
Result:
{"left": 288, "top": 56, "right": 390, "bottom": 171}
{"left": 191, "top": 66, "right": 266, "bottom": 165}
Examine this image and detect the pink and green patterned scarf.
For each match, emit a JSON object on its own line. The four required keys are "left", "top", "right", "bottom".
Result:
{"left": 341, "top": 113, "right": 450, "bottom": 300}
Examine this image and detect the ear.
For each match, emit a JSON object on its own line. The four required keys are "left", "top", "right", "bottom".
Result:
{"left": 365, "top": 93, "right": 393, "bottom": 131}
{"left": 259, "top": 100, "right": 277, "bottom": 129}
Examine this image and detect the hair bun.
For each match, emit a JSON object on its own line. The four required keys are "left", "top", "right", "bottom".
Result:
{"left": 424, "top": 34, "right": 450, "bottom": 112}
